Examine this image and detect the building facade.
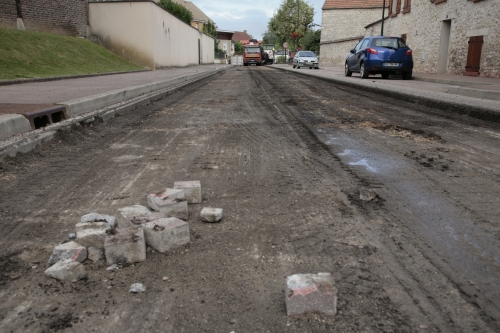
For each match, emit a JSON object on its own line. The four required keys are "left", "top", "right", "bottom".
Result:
{"left": 170, "top": 0, "right": 212, "bottom": 32}
{"left": 366, "top": 0, "right": 500, "bottom": 77}
{"left": 319, "top": 0, "right": 385, "bottom": 67}
{"left": 0, "top": 0, "right": 88, "bottom": 37}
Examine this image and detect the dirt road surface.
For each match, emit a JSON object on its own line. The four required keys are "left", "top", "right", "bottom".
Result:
{"left": 1, "top": 66, "right": 499, "bottom": 333}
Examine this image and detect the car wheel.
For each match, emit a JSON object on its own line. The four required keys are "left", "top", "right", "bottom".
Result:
{"left": 309, "top": 67, "right": 312, "bottom": 69}
{"left": 297, "top": 65, "right": 300, "bottom": 69}
{"left": 345, "top": 63, "right": 352, "bottom": 77}
{"left": 402, "top": 71, "right": 412, "bottom": 80}
{"left": 293, "top": 64, "right": 296, "bottom": 68}
{"left": 381, "top": 73, "right": 390, "bottom": 79}
{"left": 360, "top": 63, "right": 369, "bottom": 79}
{"left": 315, "top": 67, "right": 319, "bottom": 70}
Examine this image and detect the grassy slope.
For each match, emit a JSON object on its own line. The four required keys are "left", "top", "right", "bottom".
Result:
{"left": 0, "top": 28, "right": 145, "bottom": 80}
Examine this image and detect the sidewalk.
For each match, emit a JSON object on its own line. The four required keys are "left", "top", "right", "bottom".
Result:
{"left": 0, "top": 65, "right": 229, "bottom": 159}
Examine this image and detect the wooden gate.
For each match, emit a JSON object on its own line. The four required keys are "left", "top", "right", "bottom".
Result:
{"left": 464, "top": 36, "right": 483, "bottom": 76}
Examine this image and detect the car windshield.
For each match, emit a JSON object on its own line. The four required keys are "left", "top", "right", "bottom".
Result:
{"left": 300, "top": 51, "right": 316, "bottom": 57}
{"left": 244, "top": 47, "right": 260, "bottom": 53}
{"left": 371, "top": 38, "right": 407, "bottom": 49}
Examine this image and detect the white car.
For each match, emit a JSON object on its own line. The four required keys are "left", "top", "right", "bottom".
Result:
{"left": 293, "top": 51, "right": 319, "bottom": 69}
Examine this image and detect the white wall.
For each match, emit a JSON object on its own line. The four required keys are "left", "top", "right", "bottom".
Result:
{"left": 89, "top": 1, "right": 214, "bottom": 69}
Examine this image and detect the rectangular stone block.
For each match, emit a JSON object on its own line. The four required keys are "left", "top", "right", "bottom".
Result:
{"left": 44, "top": 259, "right": 87, "bottom": 283}
{"left": 174, "top": 181, "right": 202, "bottom": 204}
{"left": 147, "top": 192, "right": 188, "bottom": 220}
{"left": 143, "top": 218, "right": 190, "bottom": 253}
{"left": 286, "top": 273, "right": 337, "bottom": 316}
{"left": 48, "top": 241, "right": 87, "bottom": 264}
{"left": 104, "top": 227, "right": 146, "bottom": 265}
{"left": 147, "top": 188, "right": 185, "bottom": 210}
{"left": 75, "top": 221, "right": 111, "bottom": 249}
{"left": 116, "top": 205, "right": 151, "bottom": 229}
{"left": 80, "top": 213, "right": 116, "bottom": 228}
{"left": 200, "top": 207, "right": 223, "bottom": 223}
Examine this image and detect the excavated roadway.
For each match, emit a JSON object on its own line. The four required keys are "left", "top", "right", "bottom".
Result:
{"left": 0, "top": 66, "right": 499, "bottom": 333}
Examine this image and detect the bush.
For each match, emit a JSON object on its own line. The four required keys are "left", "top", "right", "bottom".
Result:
{"left": 158, "top": 0, "right": 193, "bottom": 25}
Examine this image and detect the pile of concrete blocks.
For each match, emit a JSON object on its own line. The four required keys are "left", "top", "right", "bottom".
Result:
{"left": 44, "top": 180, "right": 209, "bottom": 283}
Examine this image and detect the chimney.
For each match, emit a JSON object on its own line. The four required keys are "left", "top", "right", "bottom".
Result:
{"left": 244, "top": 30, "right": 247, "bottom": 33}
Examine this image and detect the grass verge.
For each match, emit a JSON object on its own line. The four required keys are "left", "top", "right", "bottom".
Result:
{"left": 0, "top": 28, "right": 145, "bottom": 81}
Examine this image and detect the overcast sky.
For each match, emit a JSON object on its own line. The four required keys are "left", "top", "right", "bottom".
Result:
{"left": 194, "top": 0, "right": 325, "bottom": 40}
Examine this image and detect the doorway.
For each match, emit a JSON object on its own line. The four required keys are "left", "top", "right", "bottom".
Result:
{"left": 464, "top": 36, "right": 483, "bottom": 76}
{"left": 437, "top": 19, "right": 451, "bottom": 74}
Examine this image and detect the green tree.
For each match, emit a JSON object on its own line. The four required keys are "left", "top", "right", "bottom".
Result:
{"left": 234, "top": 40, "right": 243, "bottom": 55}
{"left": 267, "top": 0, "right": 314, "bottom": 50}
{"left": 301, "top": 29, "right": 321, "bottom": 53}
{"left": 262, "top": 30, "right": 277, "bottom": 46}
{"left": 203, "top": 20, "right": 220, "bottom": 52}
{"left": 158, "top": 0, "right": 193, "bottom": 25}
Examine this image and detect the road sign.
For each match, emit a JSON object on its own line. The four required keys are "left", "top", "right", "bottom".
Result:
{"left": 283, "top": 42, "right": 288, "bottom": 48}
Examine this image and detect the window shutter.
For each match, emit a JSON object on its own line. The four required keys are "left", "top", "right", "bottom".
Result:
{"left": 396, "top": 0, "right": 401, "bottom": 14}
{"left": 403, "top": 0, "right": 411, "bottom": 13}
{"left": 465, "top": 36, "right": 483, "bottom": 75}
{"left": 388, "top": 0, "right": 393, "bottom": 15}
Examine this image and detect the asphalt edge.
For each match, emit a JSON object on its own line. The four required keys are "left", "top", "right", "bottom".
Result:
{"left": 271, "top": 66, "right": 500, "bottom": 123}
{"left": 0, "top": 67, "right": 228, "bottom": 161}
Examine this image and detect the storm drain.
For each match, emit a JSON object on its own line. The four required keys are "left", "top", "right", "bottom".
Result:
{"left": 25, "top": 106, "right": 69, "bottom": 129}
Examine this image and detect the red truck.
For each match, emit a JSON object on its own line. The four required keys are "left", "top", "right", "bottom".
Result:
{"left": 243, "top": 39, "right": 266, "bottom": 66}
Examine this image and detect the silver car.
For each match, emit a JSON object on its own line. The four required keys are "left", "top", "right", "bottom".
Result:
{"left": 293, "top": 51, "right": 319, "bottom": 69}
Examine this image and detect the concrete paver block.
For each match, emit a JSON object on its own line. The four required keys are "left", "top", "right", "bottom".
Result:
{"left": 75, "top": 220, "right": 112, "bottom": 249}
{"left": 116, "top": 205, "right": 151, "bottom": 229}
{"left": 81, "top": 213, "right": 116, "bottom": 228}
{"left": 147, "top": 192, "right": 188, "bottom": 220}
{"left": 44, "top": 259, "right": 88, "bottom": 282}
{"left": 286, "top": 272, "right": 338, "bottom": 316}
{"left": 200, "top": 207, "right": 223, "bottom": 223}
{"left": 143, "top": 218, "right": 190, "bottom": 253}
{"left": 48, "top": 241, "right": 87, "bottom": 265}
{"left": 129, "top": 212, "right": 165, "bottom": 226}
{"left": 174, "top": 181, "right": 202, "bottom": 204}
{"left": 104, "top": 227, "right": 146, "bottom": 265}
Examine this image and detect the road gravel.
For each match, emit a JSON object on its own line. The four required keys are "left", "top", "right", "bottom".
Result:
{"left": 0, "top": 66, "right": 499, "bottom": 333}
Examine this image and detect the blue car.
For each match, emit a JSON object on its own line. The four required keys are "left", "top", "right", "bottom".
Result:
{"left": 345, "top": 36, "right": 413, "bottom": 80}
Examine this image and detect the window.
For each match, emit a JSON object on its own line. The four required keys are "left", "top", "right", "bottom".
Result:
{"left": 389, "top": 0, "right": 401, "bottom": 17}
{"left": 403, "top": 0, "right": 411, "bottom": 13}
{"left": 401, "top": 34, "right": 407, "bottom": 42}
{"left": 223, "top": 43, "right": 227, "bottom": 51}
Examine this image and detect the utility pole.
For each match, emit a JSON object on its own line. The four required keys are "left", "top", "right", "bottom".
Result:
{"left": 381, "top": 0, "right": 386, "bottom": 36}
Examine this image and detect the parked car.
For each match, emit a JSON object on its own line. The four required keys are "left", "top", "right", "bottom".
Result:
{"left": 274, "top": 49, "right": 290, "bottom": 63}
{"left": 345, "top": 36, "right": 413, "bottom": 79}
{"left": 292, "top": 51, "right": 319, "bottom": 69}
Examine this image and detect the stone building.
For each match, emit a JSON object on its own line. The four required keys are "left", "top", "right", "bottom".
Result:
{"left": 0, "top": 0, "right": 88, "bottom": 37}
{"left": 216, "top": 30, "right": 235, "bottom": 56}
{"left": 366, "top": 0, "right": 500, "bottom": 77}
{"left": 319, "top": 0, "right": 385, "bottom": 67}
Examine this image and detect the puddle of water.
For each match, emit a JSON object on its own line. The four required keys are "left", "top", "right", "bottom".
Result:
{"left": 349, "top": 159, "right": 377, "bottom": 173}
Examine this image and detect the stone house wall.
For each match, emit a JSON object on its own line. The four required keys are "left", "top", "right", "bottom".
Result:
{"left": 366, "top": 0, "right": 500, "bottom": 77}
{"left": 320, "top": 8, "right": 383, "bottom": 67}
{"left": 0, "top": 0, "right": 88, "bottom": 37}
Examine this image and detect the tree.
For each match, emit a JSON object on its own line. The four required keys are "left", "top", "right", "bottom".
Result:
{"left": 262, "top": 30, "right": 277, "bottom": 45}
{"left": 267, "top": 0, "right": 314, "bottom": 50}
{"left": 301, "top": 29, "right": 321, "bottom": 53}
{"left": 203, "top": 20, "right": 220, "bottom": 52}
{"left": 158, "top": 0, "right": 193, "bottom": 25}
{"left": 234, "top": 41, "right": 243, "bottom": 55}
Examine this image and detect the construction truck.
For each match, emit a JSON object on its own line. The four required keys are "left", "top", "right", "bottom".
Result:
{"left": 243, "top": 39, "right": 266, "bottom": 66}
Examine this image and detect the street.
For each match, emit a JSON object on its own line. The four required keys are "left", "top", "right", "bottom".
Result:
{"left": 1, "top": 66, "right": 499, "bottom": 332}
